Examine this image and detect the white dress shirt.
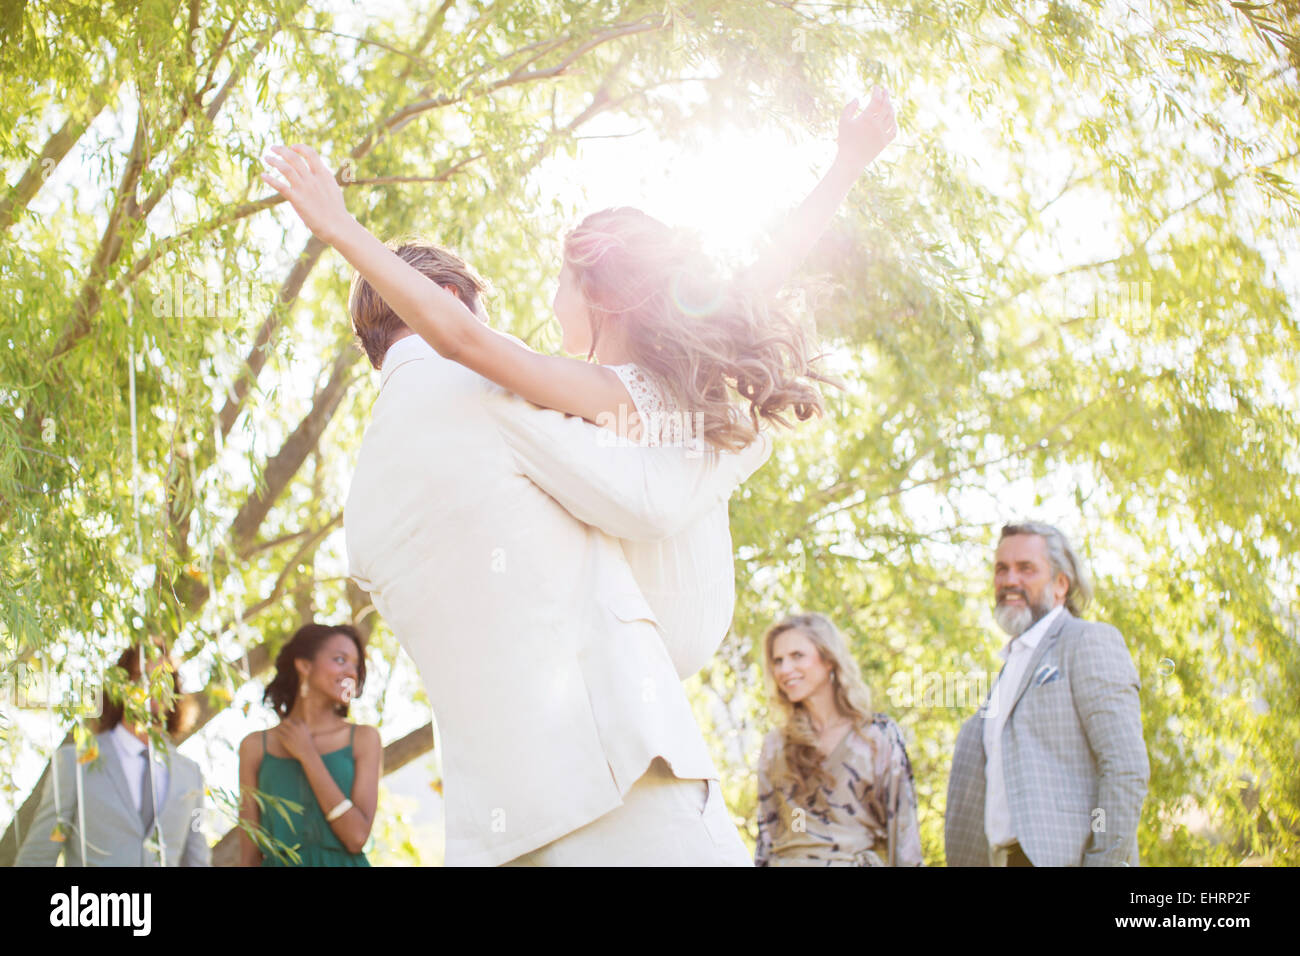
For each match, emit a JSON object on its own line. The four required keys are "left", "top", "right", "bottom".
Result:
{"left": 983, "top": 604, "right": 1063, "bottom": 848}
{"left": 111, "top": 724, "right": 168, "bottom": 819}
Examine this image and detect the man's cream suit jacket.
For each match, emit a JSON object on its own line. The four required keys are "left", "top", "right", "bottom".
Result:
{"left": 345, "top": 334, "right": 769, "bottom": 866}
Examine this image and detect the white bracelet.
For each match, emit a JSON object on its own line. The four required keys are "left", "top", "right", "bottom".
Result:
{"left": 325, "top": 798, "right": 353, "bottom": 822}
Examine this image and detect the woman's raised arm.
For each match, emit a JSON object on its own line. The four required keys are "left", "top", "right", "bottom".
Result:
{"left": 260, "top": 144, "right": 629, "bottom": 427}
{"left": 737, "top": 90, "right": 898, "bottom": 301}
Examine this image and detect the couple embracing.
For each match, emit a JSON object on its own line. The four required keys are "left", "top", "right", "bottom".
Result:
{"left": 260, "top": 91, "right": 897, "bottom": 865}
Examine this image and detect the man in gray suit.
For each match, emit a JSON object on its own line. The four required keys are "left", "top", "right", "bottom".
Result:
{"left": 945, "top": 521, "right": 1149, "bottom": 866}
{"left": 15, "top": 646, "right": 210, "bottom": 866}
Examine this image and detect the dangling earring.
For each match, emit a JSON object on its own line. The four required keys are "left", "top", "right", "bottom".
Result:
{"left": 299, "top": 677, "right": 309, "bottom": 701}
{"left": 586, "top": 314, "right": 602, "bottom": 362}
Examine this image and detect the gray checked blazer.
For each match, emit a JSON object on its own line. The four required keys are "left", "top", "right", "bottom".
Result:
{"left": 14, "top": 730, "right": 211, "bottom": 867}
{"left": 944, "top": 608, "right": 1149, "bottom": 866}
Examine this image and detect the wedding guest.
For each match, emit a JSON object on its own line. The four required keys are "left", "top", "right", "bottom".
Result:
{"left": 755, "top": 612, "right": 922, "bottom": 866}
{"left": 15, "top": 644, "right": 210, "bottom": 866}
{"left": 945, "top": 521, "right": 1149, "bottom": 866}
{"left": 237, "top": 623, "right": 380, "bottom": 867}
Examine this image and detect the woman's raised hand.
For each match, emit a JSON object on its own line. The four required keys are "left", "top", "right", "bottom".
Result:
{"left": 835, "top": 87, "right": 898, "bottom": 173}
{"left": 261, "top": 144, "right": 354, "bottom": 244}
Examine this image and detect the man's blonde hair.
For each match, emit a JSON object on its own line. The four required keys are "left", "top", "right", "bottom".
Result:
{"left": 348, "top": 238, "right": 489, "bottom": 369}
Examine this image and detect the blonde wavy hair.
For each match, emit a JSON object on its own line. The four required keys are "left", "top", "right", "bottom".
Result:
{"left": 563, "top": 208, "right": 835, "bottom": 451}
{"left": 763, "top": 613, "right": 876, "bottom": 800}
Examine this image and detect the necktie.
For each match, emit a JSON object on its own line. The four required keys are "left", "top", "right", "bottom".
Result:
{"left": 140, "top": 752, "right": 155, "bottom": 833}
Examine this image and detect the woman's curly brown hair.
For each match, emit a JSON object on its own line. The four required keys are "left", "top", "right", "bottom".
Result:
{"left": 564, "top": 207, "right": 836, "bottom": 451}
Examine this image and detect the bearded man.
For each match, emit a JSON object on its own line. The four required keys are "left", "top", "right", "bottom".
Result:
{"left": 944, "top": 522, "right": 1149, "bottom": 866}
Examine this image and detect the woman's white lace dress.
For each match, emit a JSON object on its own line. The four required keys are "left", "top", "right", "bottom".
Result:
{"left": 607, "top": 363, "right": 737, "bottom": 678}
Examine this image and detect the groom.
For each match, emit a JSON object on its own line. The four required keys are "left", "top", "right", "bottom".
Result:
{"left": 344, "top": 241, "right": 768, "bottom": 866}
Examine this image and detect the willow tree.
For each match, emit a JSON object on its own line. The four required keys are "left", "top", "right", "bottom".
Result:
{"left": 0, "top": 0, "right": 855, "bottom": 863}
{"left": 3, "top": 0, "right": 1298, "bottom": 866}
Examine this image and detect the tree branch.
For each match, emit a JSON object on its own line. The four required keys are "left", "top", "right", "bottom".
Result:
{"left": 215, "top": 234, "right": 329, "bottom": 441}
{"left": 46, "top": 98, "right": 149, "bottom": 362}
{"left": 227, "top": 343, "right": 360, "bottom": 556}
{"left": 0, "top": 79, "right": 118, "bottom": 232}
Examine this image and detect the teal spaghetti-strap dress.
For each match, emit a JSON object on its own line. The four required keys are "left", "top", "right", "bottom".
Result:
{"left": 257, "top": 725, "right": 371, "bottom": 867}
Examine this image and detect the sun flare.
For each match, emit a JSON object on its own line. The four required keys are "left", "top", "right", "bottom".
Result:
{"left": 551, "top": 120, "right": 828, "bottom": 269}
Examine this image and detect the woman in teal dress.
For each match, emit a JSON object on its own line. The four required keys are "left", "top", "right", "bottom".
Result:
{"left": 237, "top": 623, "right": 381, "bottom": 866}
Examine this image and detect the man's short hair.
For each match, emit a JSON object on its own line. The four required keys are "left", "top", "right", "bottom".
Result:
{"left": 999, "top": 521, "right": 1094, "bottom": 615}
{"left": 97, "top": 644, "right": 195, "bottom": 738}
{"left": 347, "top": 238, "right": 488, "bottom": 370}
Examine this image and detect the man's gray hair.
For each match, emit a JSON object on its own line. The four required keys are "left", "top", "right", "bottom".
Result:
{"left": 999, "top": 521, "right": 1094, "bottom": 615}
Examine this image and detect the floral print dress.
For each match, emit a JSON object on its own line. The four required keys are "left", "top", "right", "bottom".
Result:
{"left": 755, "top": 713, "right": 923, "bottom": 866}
